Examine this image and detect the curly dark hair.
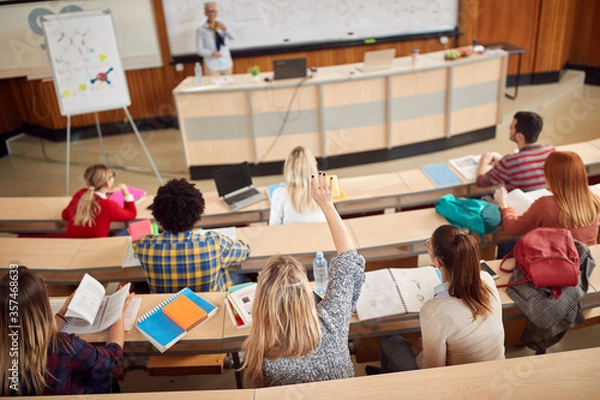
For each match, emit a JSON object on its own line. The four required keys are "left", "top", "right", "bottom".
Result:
{"left": 148, "top": 179, "right": 205, "bottom": 233}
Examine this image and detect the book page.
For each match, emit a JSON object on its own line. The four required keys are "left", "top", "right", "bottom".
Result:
{"left": 390, "top": 267, "right": 442, "bottom": 312}
{"left": 448, "top": 155, "right": 482, "bottom": 181}
{"left": 97, "top": 283, "right": 131, "bottom": 332}
{"left": 64, "top": 274, "right": 105, "bottom": 325}
{"left": 122, "top": 243, "right": 142, "bottom": 268}
{"left": 355, "top": 269, "right": 407, "bottom": 321}
{"left": 526, "top": 188, "right": 552, "bottom": 202}
{"left": 506, "top": 189, "right": 535, "bottom": 216}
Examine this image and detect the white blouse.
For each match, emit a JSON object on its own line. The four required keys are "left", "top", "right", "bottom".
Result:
{"left": 416, "top": 271, "right": 505, "bottom": 368}
{"left": 268, "top": 186, "right": 326, "bottom": 226}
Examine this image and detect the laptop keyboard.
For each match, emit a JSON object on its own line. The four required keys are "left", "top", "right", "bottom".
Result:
{"left": 224, "top": 188, "right": 260, "bottom": 205}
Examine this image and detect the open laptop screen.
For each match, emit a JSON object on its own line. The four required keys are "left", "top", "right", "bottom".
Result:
{"left": 212, "top": 162, "right": 253, "bottom": 197}
{"left": 273, "top": 57, "right": 307, "bottom": 80}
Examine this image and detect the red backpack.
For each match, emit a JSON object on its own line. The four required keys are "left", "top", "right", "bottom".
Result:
{"left": 497, "top": 228, "right": 580, "bottom": 299}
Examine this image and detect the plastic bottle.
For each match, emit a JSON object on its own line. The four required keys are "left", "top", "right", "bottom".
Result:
{"left": 194, "top": 62, "right": 203, "bottom": 84}
{"left": 313, "top": 251, "right": 328, "bottom": 295}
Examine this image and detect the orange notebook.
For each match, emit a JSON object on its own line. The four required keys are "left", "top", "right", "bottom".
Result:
{"left": 162, "top": 295, "right": 208, "bottom": 331}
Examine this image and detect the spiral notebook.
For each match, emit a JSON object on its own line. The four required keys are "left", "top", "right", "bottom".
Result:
{"left": 356, "top": 267, "right": 442, "bottom": 321}
{"left": 136, "top": 287, "right": 217, "bottom": 353}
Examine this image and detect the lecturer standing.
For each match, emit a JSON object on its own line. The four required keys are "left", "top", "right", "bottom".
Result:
{"left": 197, "top": 2, "right": 233, "bottom": 76}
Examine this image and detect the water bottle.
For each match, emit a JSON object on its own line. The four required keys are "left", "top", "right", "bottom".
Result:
{"left": 194, "top": 62, "right": 203, "bottom": 84}
{"left": 313, "top": 251, "right": 328, "bottom": 295}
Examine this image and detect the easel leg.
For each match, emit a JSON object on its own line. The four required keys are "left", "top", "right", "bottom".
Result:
{"left": 122, "top": 107, "right": 164, "bottom": 185}
{"left": 66, "top": 115, "right": 71, "bottom": 196}
{"left": 95, "top": 112, "right": 109, "bottom": 165}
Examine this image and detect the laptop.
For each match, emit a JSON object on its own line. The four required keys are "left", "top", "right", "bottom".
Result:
{"left": 212, "top": 162, "right": 267, "bottom": 211}
{"left": 356, "top": 49, "right": 396, "bottom": 73}
{"left": 273, "top": 57, "right": 308, "bottom": 80}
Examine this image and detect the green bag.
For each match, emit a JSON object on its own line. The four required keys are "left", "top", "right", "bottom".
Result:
{"left": 435, "top": 194, "right": 501, "bottom": 235}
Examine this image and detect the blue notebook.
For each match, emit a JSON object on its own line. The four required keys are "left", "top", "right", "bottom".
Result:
{"left": 421, "top": 163, "right": 463, "bottom": 188}
{"left": 136, "top": 287, "right": 217, "bottom": 353}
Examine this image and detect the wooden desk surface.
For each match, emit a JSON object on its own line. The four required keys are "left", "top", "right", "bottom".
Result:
{"left": 0, "top": 236, "right": 131, "bottom": 271}
{"left": 66, "top": 292, "right": 227, "bottom": 353}
{"left": 254, "top": 347, "right": 600, "bottom": 399}
{"left": 31, "top": 389, "right": 253, "bottom": 400}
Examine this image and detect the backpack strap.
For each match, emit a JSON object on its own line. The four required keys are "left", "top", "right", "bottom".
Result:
{"left": 499, "top": 250, "right": 516, "bottom": 273}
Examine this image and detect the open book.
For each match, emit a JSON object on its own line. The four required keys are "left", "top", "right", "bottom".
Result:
{"left": 49, "top": 274, "right": 140, "bottom": 334}
{"left": 356, "top": 267, "right": 442, "bottom": 321}
{"left": 448, "top": 155, "right": 482, "bottom": 181}
{"left": 506, "top": 188, "right": 552, "bottom": 216}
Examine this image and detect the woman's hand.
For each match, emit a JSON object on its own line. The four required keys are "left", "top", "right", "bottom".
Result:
{"left": 310, "top": 171, "right": 334, "bottom": 209}
{"left": 493, "top": 187, "right": 508, "bottom": 208}
{"left": 57, "top": 290, "right": 76, "bottom": 318}
{"left": 107, "top": 183, "right": 131, "bottom": 197}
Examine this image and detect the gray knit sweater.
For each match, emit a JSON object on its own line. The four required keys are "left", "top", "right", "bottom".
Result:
{"left": 262, "top": 249, "right": 366, "bottom": 387}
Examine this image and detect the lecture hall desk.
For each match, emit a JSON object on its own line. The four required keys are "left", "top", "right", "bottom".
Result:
{"left": 16, "top": 347, "right": 600, "bottom": 399}
{"left": 1, "top": 139, "right": 600, "bottom": 233}
{"left": 0, "top": 206, "right": 522, "bottom": 284}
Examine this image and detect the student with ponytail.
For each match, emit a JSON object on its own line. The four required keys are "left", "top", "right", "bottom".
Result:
{"left": 62, "top": 164, "right": 137, "bottom": 238}
{"left": 0, "top": 267, "right": 133, "bottom": 395}
{"left": 372, "top": 225, "right": 504, "bottom": 373}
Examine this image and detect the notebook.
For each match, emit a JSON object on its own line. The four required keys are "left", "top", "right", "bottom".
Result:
{"left": 422, "top": 163, "right": 463, "bottom": 188}
{"left": 135, "top": 287, "right": 217, "bottom": 353}
{"left": 212, "top": 162, "right": 267, "bottom": 211}
{"left": 109, "top": 186, "right": 146, "bottom": 208}
{"left": 356, "top": 267, "right": 442, "bottom": 321}
{"left": 356, "top": 49, "right": 396, "bottom": 73}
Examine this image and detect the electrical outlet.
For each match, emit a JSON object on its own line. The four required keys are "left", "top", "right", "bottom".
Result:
{"left": 175, "top": 63, "right": 184, "bottom": 72}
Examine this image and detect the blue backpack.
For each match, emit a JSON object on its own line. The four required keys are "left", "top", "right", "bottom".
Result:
{"left": 435, "top": 194, "right": 501, "bottom": 235}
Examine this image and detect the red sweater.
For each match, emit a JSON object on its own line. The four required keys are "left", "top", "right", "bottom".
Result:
{"left": 501, "top": 196, "right": 600, "bottom": 246}
{"left": 62, "top": 189, "right": 137, "bottom": 238}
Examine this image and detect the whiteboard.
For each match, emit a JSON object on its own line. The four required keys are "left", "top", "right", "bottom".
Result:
{"left": 42, "top": 10, "right": 130, "bottom": 116}
{"left": 0, "top": 0, "right": 161, "bottom": 80}
{"left": 163, "top": 0, "right": 459, "bottom": 57}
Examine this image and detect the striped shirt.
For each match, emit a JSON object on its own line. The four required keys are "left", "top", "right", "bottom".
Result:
{"left": 476, "top": 145, "right": 555, "bottom": 191}
{"left": 136, "top": 230, "right": 250, "bottom": 293}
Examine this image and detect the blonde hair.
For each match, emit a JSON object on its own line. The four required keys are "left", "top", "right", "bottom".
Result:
{"left": 73, "top": 164, "right": 113, "bottom": 227}
{"left": 544, "top": 151, "right": 600, "bottom": 229}
{"left": 241, "top": 255, "right": 320, "bottom": 387}
{"left": 284, "top": 146, "right": 319, "bottom": 214}
{"left": 0, "top": 267, "right": 64, "bottom": 395}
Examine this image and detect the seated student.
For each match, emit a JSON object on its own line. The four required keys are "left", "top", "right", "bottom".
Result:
{"left": 62, "top": 164, "right": 137, "bottom": 238}
{"left": 269, "top": 146, "right": 326, "bottom": 226}
{"left": 372, "top": 225, "right": 504, "bottom": 373}
{"left": 0, "top": 267, "right": 133, "bottom": 395}
{"left": 243, "top": 172, "right": 365, "bottom": 387}
{"left": 136, "top": 178, "right": 250, "bottom": 293}
{"left": 476, "top": 111, "right": 554, "bottom": 192}
{"left": 494, "top": 151, "right": 600, "bottom": 246}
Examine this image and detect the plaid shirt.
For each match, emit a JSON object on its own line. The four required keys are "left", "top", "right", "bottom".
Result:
{"left": 43, "top": 333, "right": 122, "bottom": 395}
{"left": 136, "top": 230, "right": 250, "bottom": 293}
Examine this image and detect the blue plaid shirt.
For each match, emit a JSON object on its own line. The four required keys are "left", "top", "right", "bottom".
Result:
{"left": 136, "top": 230, "right": 250, "bottom": 293}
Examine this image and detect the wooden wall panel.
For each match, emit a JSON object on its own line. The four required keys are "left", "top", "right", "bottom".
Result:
{"left": 476, "top": 0, "right": 541, "bottom": 76}
{"left": 534, "top": 0, "right": 576, "bottom": 73}
{"left": 569, "top": 0, "right": 600, "bottom": 68}
{"left": 0, "top": 79, "right": 22, "bottom": 134}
